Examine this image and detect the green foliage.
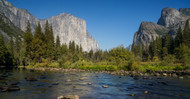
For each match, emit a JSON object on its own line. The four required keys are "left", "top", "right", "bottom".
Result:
{"left": 108, "top": 46, "right": 134, "bottom": 70}
{"left": 175, "top": 43, "right": 190, "bottom": 67}
{"left": 183, "top": 20, "right": 190, "bottom": 47}
{"left": 160, "top": 54, "right": 175, "bottom": 66}
{"left": 0, "top": 35, "right": 13, "bottom": 66}
{"left": 138, "top": 62, "right": 175, "bottom": 72}
{"left": 173, "top": 65, "right": 184, "bottom": 70}
{"left": 175, "top": 26, "right": 183, "bottom": 47}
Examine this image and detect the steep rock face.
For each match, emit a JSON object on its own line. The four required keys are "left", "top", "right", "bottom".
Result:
{"left": 157, "top": 8, "right": 183, "bottom": 27}
{"left": 179, "top": 8, "right": 190, "bottom": 18}
{"left": 133, "top": 7, "right": 190, "bottom": 47}
{"left": 133, "top": 22, "right": 169, "bottom": 46}
{"left": 0, "top": 13, "right": 24, "bottom": 42}
{"left": 0, "top": 0, "right": 99, "bottom": 52}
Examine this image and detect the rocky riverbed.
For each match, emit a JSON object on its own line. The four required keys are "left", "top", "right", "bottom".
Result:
{"left": 0, "top": 68, "right": 190, "bottom": 99}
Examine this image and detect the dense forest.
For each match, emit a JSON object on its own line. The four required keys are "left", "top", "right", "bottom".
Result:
{"left": 0, "top": 20, "right": 190, "bottom": 71}
{"left": 132, "top": 20, "right": 190, "bottom": 70}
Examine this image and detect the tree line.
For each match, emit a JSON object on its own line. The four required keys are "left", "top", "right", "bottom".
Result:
{"left": 132, "top": 20, "right": 190, "bottom": 67}
{"left": 0, "top": 20, "right": 134, "bottom": 70}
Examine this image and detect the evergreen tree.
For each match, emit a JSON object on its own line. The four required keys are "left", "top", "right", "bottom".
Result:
{"left": 55, "top": 35, "right": 61, "bottom": 59}
{"left": 79, "top": 44, "right": 83, "bottom": 52}
{"left": 23, "top": 21, "right": 33, "bottom": 63}
{"left": 31, "top": 38, "right": 44, "bottom": 63}
{"left": 0, "top": 35, "right": 12, "bottom": 66}
{"left": 183, "top": 20, "right": 190, "bottom": 47}
{"left": 175, "top": 26, "right": 183, "bottom": 47}
{"left": 14, "top": 37, "right": 21, "bottom": 65}
{"left": 44, "top": 20, "right": 50, "bottom": 40}
{"left": 34, "top": 22, "right": 45, "bottom": 41}
{"left": 7, "top": 36, "right": 14, "bottom": 65}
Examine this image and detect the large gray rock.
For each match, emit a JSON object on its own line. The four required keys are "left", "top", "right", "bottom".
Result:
{"left": 133, "top": 22, "right": 169, "bottom": 46}
{"left": 0, "top": 0, "right": 99, "bottom": 52}
{"left": 157, "top": 8, "right": 183, "bottom": 28}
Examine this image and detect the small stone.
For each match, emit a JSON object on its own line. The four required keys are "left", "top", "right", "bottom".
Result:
{"left": 87, "top": 83, "right": 92, "bottom": 85}
{"left": 179, "top": 76, "right": 184, "bottom": 79}
{"left": 53, "top": 82, "right": 59, "bottom": 85}
{"left": 66, "top": 79, "right": 71, "bottom": 82}
{"left": 57, "top": 96, "right": 63, "bottom": 99}
{"left": 129, "top": 94, "right": 135, "bottom": 96}
{"left": 154, "top": 73, "right": 160, "bottom": 76}
{"left": 25, "top": 77, "right": 38, "bottom": 81}
{"left": 144, "top": 91, "right": 149, "bottom": 94}
{"left": 172, "top": 73, "right": 178, "bottom": 77}
{"left": 62, "top": 95, "right": 79, "bottom": 99}
{"left": 102, "top": 85, "right": 108, "bottom": 88}
{"left": 79, "top": 78, "right": 83, "bottom": 81}
{"left": 163, "top": 73, "right": 167, "bottom": 76}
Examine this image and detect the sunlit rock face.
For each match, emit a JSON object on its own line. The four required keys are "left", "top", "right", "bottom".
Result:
{"left": 0, "top": 0, "right": 99, "bottom": 52}
{"left": 133, "top": 22, "right": 169, "bottom": 46}
{"left": 133, "top": 7, "right": 190, "bottom": 47}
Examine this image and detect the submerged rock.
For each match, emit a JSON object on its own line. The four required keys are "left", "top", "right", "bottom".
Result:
{"left": 0, "top": 85, "right": 20, "bottom": 92}
{"left": 57, "top": 95, "right": 79, "bottom": 99}
{"left": 25, "top": 77, "right": 38, "bottom": 81}
{"left": 179, "top": 76, "right": 184, "bottom": 79}
{"left": 53, "top": 82, "right": 59, "bottom": 85}
{"left": 144, "top": 91, "right": 149, "bottom": 94}
{"left": 102, "top": 85, "right": 108, "bottom": 88}
{"left": 66, "top": 79, "right": 71, "bottom": 82}
{"left": 129, "top": 94, "right": 135, "bottom": 96}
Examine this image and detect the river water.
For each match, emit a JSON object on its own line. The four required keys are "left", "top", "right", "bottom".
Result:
{"left": 0, "top": 69, "right": 190, "bottom": 99}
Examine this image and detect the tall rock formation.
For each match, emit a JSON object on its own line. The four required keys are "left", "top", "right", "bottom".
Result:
{"left": 0, "top": 0, "right": 99, "bottom": 52}
{"left": 133, "top": 7, "right": 190, "bottom": 47}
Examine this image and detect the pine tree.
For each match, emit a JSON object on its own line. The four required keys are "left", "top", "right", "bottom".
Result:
{"left": 7, "top": 36, "right": 14, "bottom": 65}
{"left": 79, "top": 44, "right": 83, "bottom": 52}
{"left": 14, "top": 37, "right": 21, "bottom": 65}
{"left": 55, "top": 35, "right": 61, "bottom": 60}
{"left": 44, "top": 20, "right": 50, "bottom": 40}
{"left": 175, "top": 26, "right": 183, "bottom": 47}
{"left": 183, "top": 20, "right": 190, "bottom": 47}
{"left": 34, "top": 22, "right": 45, "bottom": 41}
{"left": 23, "top": 21, "right": 33, "bottom": 61}
{"left": 0, "top": 35, "right": 12, "bottom": 66}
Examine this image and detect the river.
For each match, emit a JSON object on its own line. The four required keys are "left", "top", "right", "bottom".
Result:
{"left": 0, "top": 69, "right": 190, "bottom": 99}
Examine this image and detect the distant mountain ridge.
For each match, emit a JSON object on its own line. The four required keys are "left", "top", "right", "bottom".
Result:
{"left": 0, "top": 0, "right": 99, "bottom": 52}
{"left": 133, "top": 7, "right": 190, "bottom": 47}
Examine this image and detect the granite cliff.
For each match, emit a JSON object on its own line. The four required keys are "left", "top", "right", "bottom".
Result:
{"left": 0, "top": 0, "right": 99, "bottom": 52}
{"left": 133, "top": 7, "right": 190, "bottom": 47}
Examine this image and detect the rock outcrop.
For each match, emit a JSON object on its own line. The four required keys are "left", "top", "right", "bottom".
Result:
{"left": 133, "top": 7, "right": 190, "bottom": 47}
{"left": 0, "top": 0, "right": 99, "bottom": 52}
{"left": 133, "top": 22, "right": 169, "bottom": 46}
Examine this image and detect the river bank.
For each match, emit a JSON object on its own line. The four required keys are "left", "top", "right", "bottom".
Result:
{"left": 21, "top": 66, "right": 190, "bottom": 78}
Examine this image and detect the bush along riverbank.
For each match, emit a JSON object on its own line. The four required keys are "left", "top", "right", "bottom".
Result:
{"left": 22, "top": 62, "right": 190, "bottom": 79}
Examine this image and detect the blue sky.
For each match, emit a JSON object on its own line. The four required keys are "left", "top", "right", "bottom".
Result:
{"left": 7, "top": 0, "right": 190, "bottom": 50}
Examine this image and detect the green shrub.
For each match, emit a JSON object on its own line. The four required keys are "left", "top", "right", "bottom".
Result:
{"left": 173, "top": 65, "right": 184, "bottom": 70}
